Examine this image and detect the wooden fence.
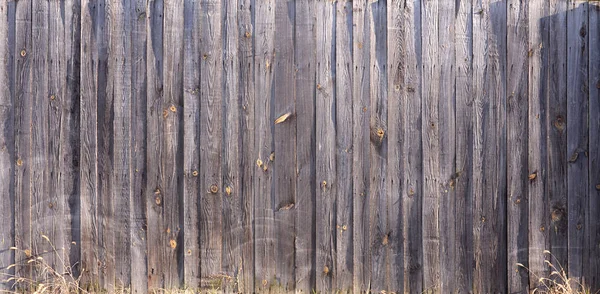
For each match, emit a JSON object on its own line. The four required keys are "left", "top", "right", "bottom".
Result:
{"left": 0, "top": 0, "right": 599, "bottom": 293}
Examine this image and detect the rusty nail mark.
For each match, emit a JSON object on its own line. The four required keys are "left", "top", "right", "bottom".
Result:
{"left": 20, "top": 49, "right": 26, "bottom": 57}
{"left": 170, "top": 105, "right": 177, "bottom": 112}
{"left": 316, "top": 83, "right": 322, "bottom": 90}
{"left": 362, "top": 107, "right": 367, "bottom": 112}
{"left": 275, "top": 112, "right": 292, "bottom": 124}
{"left": 210, "top": 184, "right": 219, "bottom": 194}
{"left": 245, "top": 31, "right": 252, "bottom": 38}
{"left": 569, "top": 152, "right": 579, "bottom": 162}
{"left": 16, "top": 159, "right": 22, "bottom": 166}
{"left": 169, "top": 239, "right": 177, "bottom": 249}
{"left": 515, "top": 198, "right": 521, "bottom": 204}
{"left": 50, "top": 95, "right": 55, "bottom": 100}
{"left": 192, "top": 170, "right": 198, "bottom": 177}
{"left": 225, "top": 186, "right": 232, "bottom": 195}
{"left": 528, "top": 172, "right": 537, "bottom": 181}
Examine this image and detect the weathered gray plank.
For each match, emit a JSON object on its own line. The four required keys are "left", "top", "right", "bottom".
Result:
{"left": 437, "top": 1, "right": 456, "bottom": 292}
{"left": 199, "top": 0, "right": 223, "bottom": 289}
{"left": 237, "top": 0, "right": 255, "bottom": 290}
{"left": 401, "top": 0, "right": 423, "bottom": 291}
{"left": 386, "top": 1, "right": 404, "bottom": 292}
{"left": 273, "top": 0, "right": 296, "bottom": 290}
{"left": 182, "top": 0, "right": 201, "bottom": 289}
{"left": 352, "top": 0, "right": 372, "bottom": 291}
{"left": 315, "top": 0, "right": 335, "bottom": 291}
{"left": 546, "top": 0, "right": 568, "bottom": 275}
{"left": 472, "top": 0, "right": 507, "bottom": 292}
{"left": 566, "top": 0, "right": 588, "bottom": 285}
{"left": 108, "top": 0, "right": 132, "bottom": 287}
{"left": 587, "top": 3, "right": 600, "bottom": 289}
{"left": 253, "top": 0, "right": 275, "bottom": 290}
{"left": 79, "top": 0, "right": 104, "bottom": 289}
{"left": 335, "top": 0, "right": 353, "bottom": 291}
{"left": 454, "top": 0, "right": 474, "bottom": 290}
{"left": 130, "top": 0, "right": 148, "bottom": 291}
{"left": 507, "top": 0, "right": 530, "bottom": 291}
{"left": 421, "top": 0, "right": 441, "bottom": 291}
{"left": 294, "top": 0, "right": 316, "bottom": 291}
{"left": 0, "top": 0, "right": 15, "bottom": 287}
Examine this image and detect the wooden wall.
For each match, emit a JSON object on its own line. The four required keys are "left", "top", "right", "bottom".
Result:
{"left": 0, "top": 0, "right": 599, "bottom": 293}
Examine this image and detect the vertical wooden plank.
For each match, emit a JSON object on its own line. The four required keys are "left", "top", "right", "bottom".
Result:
{"left": 546, "top": 0, "right": 568, "bottom": 275}
{"left": 183, "top": 0, "right": 201, "bottom": 289}
{"left": 238, "top": 0, "right": 255, "bottom": 291}
{"left": 315, "top": 0, "right": 335, "bottom": 291}
{"left": 352, "top": 0, "right": 371, "bottom": 291}
{"left": 335, "top": 0, "right": 353, "bottom": 291}
{"left": 294, "top": 0, "right": 316, "bottom": 291}
{"left": 421, "top": 0, "right": 441, "bottom": 292}
{"left": 367, "top": 1, "right": 387, "bottom": 292}
{"left": 437, "top": 1, "right": 456, "bottom": 292}
{"left": 587, "top": 3, "right": 600, "bottom": 289}
{"left": 273, "top": 0, "right": 296, "bottom": 291}
{"left": 507, "top": 0, "right": 530, "bottom": 291}
{"left": 386, "top": 0, "right": 404, "bottom": 292}
{"left": 130, "top": 0, "right": 148, "bottom": 291}
{"left": 108, "top": 0, "right": 132, "bottom": 288}
{"left": 401, "top": 0, "right": 423, "bottom": 292}
{"left": 79, "top": 0, "right": 104, "bottom": 289}
{"left": 199, "top": 0, "right": 223, "bottom": 289}
{"left": 472, "top": 0, "right": 507, "bottom": 292}
{"left": 566, "top": 0, "right": 588, "bottom": 284}
{"left": 0, "top": 0, "right": 15, "bottom": 287}
{"left": 528, "top": 0, "right": 552, "bottom": 290}
{"left": 253, "top": 0, "right": 275, "bottom": 290}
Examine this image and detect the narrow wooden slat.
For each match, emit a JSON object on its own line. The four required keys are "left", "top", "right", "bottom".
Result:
{"left": 421, "top": 1, "right": 441, "bottom": 291}
{"left": 454, "top": 0, "right": 474, "bottom": 290}
{"left": 238, "top": 0, "right": 255, "bottom": 290}
{"left": 315, "top": 0, "right": 335, "bottom": 291}
{"left": 199, "top": 0, "right": 223, "bottom": 289}
{"left": 386, "top": 1, "right": 404, "bottom": 292}
{"left": 566, "top": 0, "right": 588, "bottom": 284}
{"left": 507, "top": 0, "right": 530, "bottom": 291}
{"left": 335, "top": 0, "right": 353, "bottom": 291}
{"left": 294, "top": 0, "right": 316, "bottom": 291}
{"left": 352, "top": 0, "right": 371, "bottom": 291}
{"left": 108, "top": 0, "right": 133, "bottom": 287}
{"left": 401, "top": 0, "right": 423, "bottom": 291}
{"left": 546, "top": 0, "right": 568, "bottom": 274}
{"left": 0, "top": 0, "right": 15, "bottom": 287}
{"left": 437, "top": 1, "right": 456, "bottom": 292}
{"left": 587, "top": 3, "right": 600, "bottom": 289}
{"left": 272, "top": 0, "right": 296, "bottom": 290}
{"left": 182, "top": 0, "right": 201, "bottom": 288}
{"left": 79, "top": 0, "right": 104, "bottom": 289}
{"left": 472, "top": 0, "right": 508, "bottom": 292}
{"left": 130, "top": 0, "right": 149, "bottom": 291}
{"left": 253, "top": 0, "right": 275, "bottom": 290}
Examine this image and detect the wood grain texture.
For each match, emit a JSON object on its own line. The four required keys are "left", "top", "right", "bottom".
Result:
{"left": 507, "top": 0, "right": 530, "bottom": 292}
{"left": 472, "top": 0, "right": 507, "bottom": 292}
{"left": 335, "top": 0, "right": 353, "bottom": 291}
{"left": 566, "top": 0, "right": 588, "bottom": 285}
{"left": 0, "top": 0, "right": 15, "bottom": 286}
{"left": 454, "top": 0, "right": 474, "bottom": 291}
{"left": 315, "top": 0, "right": 335, "bottom": 291}
{"left": 273, "top": 0, "right": 296, "bottom": 290}
{"left": 294, "top": 0, "right": 316, "bottom": 291}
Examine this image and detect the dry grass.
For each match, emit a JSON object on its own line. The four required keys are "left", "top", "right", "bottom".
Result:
{"left": 517, "top": 250, "right": 598, "bottom": 294}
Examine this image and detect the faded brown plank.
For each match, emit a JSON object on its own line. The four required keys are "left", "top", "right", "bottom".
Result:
{"left": 335, "top": 0, "right": 353, "bottom": 291}
{"left": 386, "top": 0, "right": 404, "bottom": 292}
{"left": 506, "top": 0, "right": 530, "bottom": 291}
{"left": 421, "top": 0, "right": 441, "bottom": 292}
{"left": 182, "top": 0, "right": 201, "bottom": 289}
{"left": 253, "top": 0, "right": 275, "bottom": 290}
{"left": 199, "top": 0, "right": 223, "bottom": 289}
{"left": 566, "top": 0, "right": 588, "bottom": 285}
{"left": 272, "top": 0, "right": 296, "bottom": 290}
{"left": 454, "top": 0, "right": 474, "bottom": 290}
{"left": 315, "top": 0, "right": 335, "bottom": 291}
{"left": 294, "top": 0, "right": 316, "bottom": 291}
